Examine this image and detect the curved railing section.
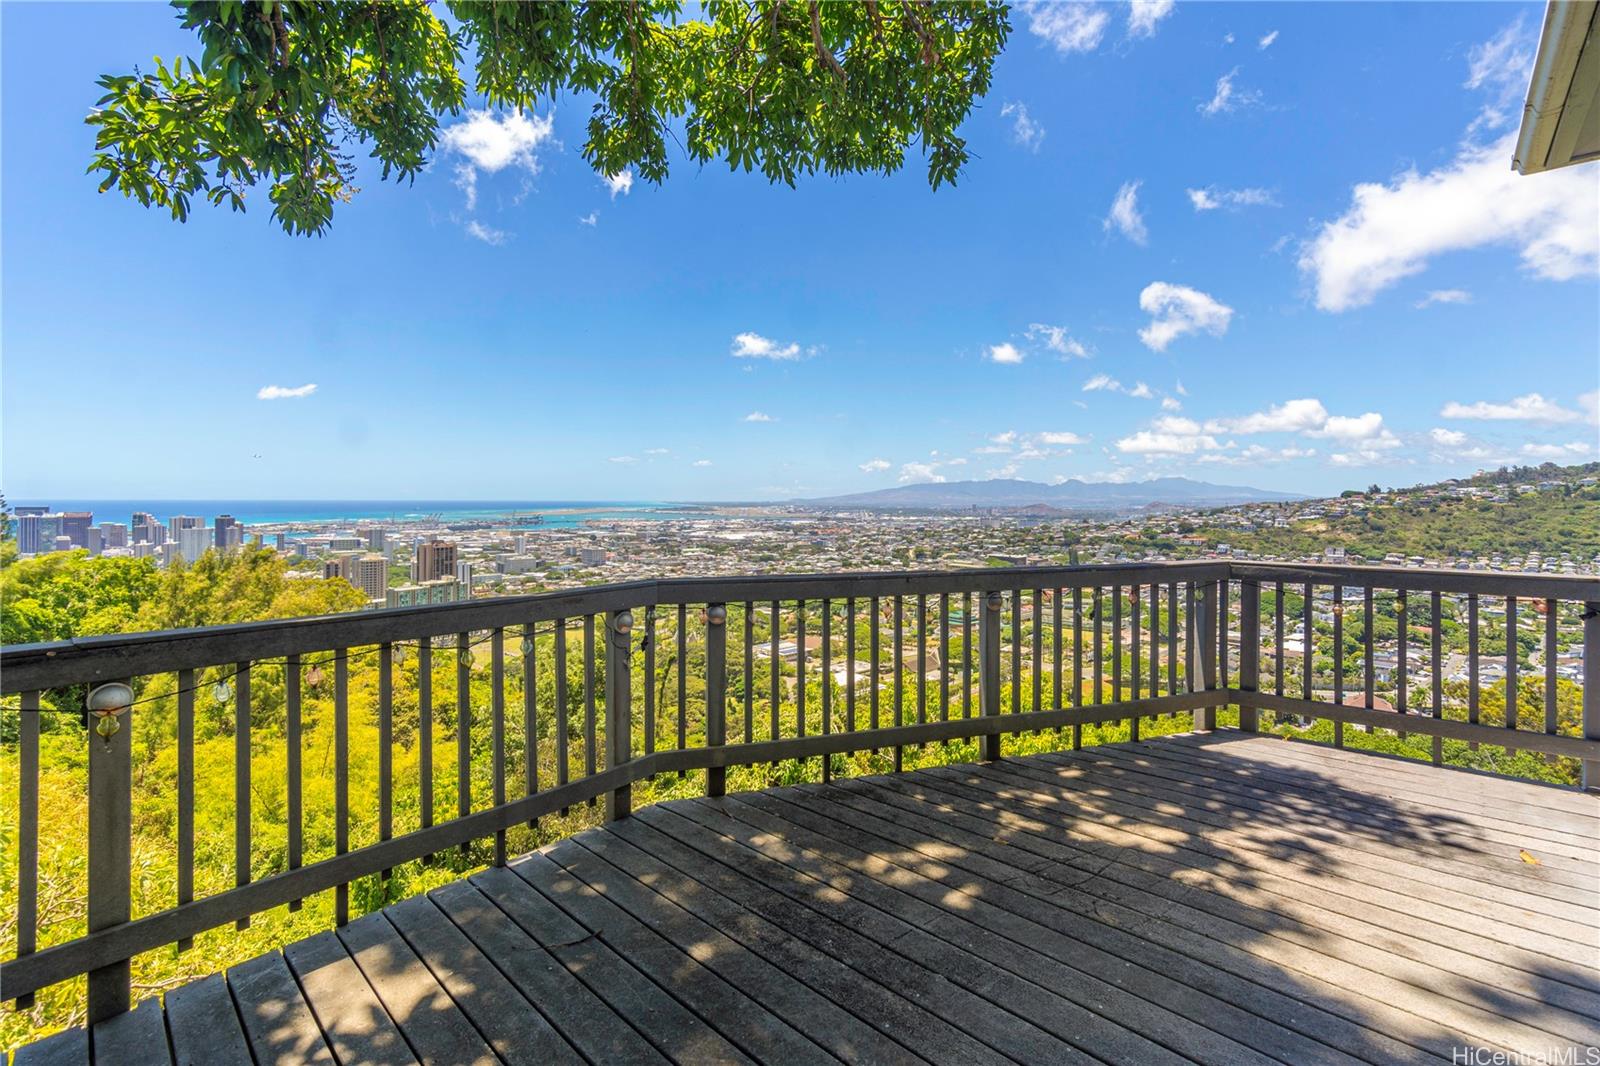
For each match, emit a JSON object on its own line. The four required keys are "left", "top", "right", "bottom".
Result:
{"left": 2, "top": 561, "right": 1596, "bottom": 1023}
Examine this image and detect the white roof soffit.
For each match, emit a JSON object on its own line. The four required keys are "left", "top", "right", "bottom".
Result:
{"left": 1514, "top": 0, "right": 1600, "bottom": 174}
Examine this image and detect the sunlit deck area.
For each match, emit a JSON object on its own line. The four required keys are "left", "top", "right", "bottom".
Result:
{"left": 16, "top": 731, "right": 1599, "bottom": 1065}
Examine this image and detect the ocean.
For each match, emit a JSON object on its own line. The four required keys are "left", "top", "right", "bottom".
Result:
{"left": 9, "top": 500, "right": 724, "bottom": 532}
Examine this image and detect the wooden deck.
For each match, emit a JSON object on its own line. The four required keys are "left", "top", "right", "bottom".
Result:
{"left": 15, "top": 732, "right": 1600, "bottom": 1065}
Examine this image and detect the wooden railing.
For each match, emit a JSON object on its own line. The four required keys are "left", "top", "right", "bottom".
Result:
{"left": 2, "top": 561, "right": 1597, "bottom": 1023}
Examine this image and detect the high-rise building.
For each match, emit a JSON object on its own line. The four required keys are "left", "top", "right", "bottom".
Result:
{"left": 52, "top": 535, "right": 74, "bottom": 552}
{"left": 214, "top": 515, "right": 239, "bottom": 549}
{"left": 14, "top": 506, "right": 49, "bottom": 517}
{"left": 169, "top": 515, "right": 203, "bottom": 542}
{"left": 101, "top": 522, "right": 129, "bottom": 548}
{"left": 177, "top": 525, "right": 212, "bottom": 563}
{"left": 59, "top": 512, "right": 92, "bottom": 548}
{"left": 86, "top": 527, "right": 105, "bottom": 555}
{"left": 360, "top": 527, "right": 388, "bottom": 553}
{"left": 386, "top": 578, "right": 466, "bottom": 608}
{"left": 411, "top": 538, "right": 458, "bottom": 582}
{"left": 349, "top": 555, "right": 389, "bottom": 602}
{"left": 455, "top": 560, "right": 474, "bottom": 589}
{"left": 275, "top": 532, "right": 288, "bottom": 550}
{"left": 17, "top": 513, "right": 44, "bottom": 554}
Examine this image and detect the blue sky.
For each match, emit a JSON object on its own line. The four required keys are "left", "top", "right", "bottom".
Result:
{"left": 3, "top": 1, "right": 1597, "bottom": 502}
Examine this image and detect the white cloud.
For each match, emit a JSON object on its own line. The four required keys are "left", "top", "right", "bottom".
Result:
{"left": 1128, "top": 382, "right": 1154, "bottom": 399}
{"left": 1137, "top": 282, "right": 1234, "bottom": 351}
{"left": 898, "top": 461, "right": 947, "bottom": 484}
{"left": 643, "top": 448, "right": 670, "bottom": 455}
{"left": 693, "top": 459, "right": 714, "bottom": 467}
{"left": 1000, "top": 102, "right": 1045, "bottom": 152}
{"left": 1299, "top": 132, "right": 1598, "bottom": 312}
{"left": 1198, "top": 444, "right": 1314, "bottom": 466}
{"left": 1522, "top": 441, "right": 1595, "bottom": 460}
{"left": 1186, "top": 186, "right": 1277, "bottom": 211}
{"left": 439, "top": 109, "right": 556, "bottom": 211}
{"left": 1466, "top": 18, "right": 1533, "bottom": 92}
{"left": 1440, "top": 392, "right": 1584, "bottom": 424}
{"left": 987, "top": 342, "right": 1025, "bottom": 365}
{"left": 1430, "top": 428, "right": 1468, "bottom": 447}
{"left": 1201, "top": 397, "right": 1400, "bottom": 462}
{"left": 1312, "top": 412, "right": 1392, "bottom": 444}
{"left": 743, "top": 411, "right": 774, "bottom": 422}
{"left": 1199, "top": 67, "right": 1261, "bottom": 117}
{"left": 579, "top": 211, "right": 599, "bottom": 226}
{"left": 1025, "top": 323, "right": 1090, "bottom": 358}
{"left": 1161, "top": 396, "right": 1182, "bottom": 412}
{"left": 608, "top": 455, "right": 638, "bottom": 464}
{"left": 1023, "top": 1, "right": 1110, "bottom": 54}
{"left": 1104, "top": 180, "right": 1148, "bottom": 245}
{"left": 1581, "top": 391, "right": 1600, "bottom": 425}
{"left": 989, "top": 431, "right": 1018, "bottom": 446}
{"left": 465, "top": 220, "right": 507, "bottom": 245}
{"left": 1208, "top": 397, "right": 1329, "bottom": 434}
{"left": 731, "top": 331, "right": 808, "bottom": 360}
{"left": 1414, "top": 289, "right": 1471, "bottom": 308}
{"left": 1038, "top": 431, "right": 1087, "bottom": 446}
{"left": 257, "top": 383, "right": 317, "bottom": 400}
{"left": 1223, "top": 32, "right": 1235, "bottom": 46}
{"left": 1258, "top": 30, "right": 1279, "bottom": 50}
{"left": 604, "top": 171, "right": 634, "bottom": 199}
{"left": 1116, "top": 416, "right": 1227, "bottom": 455}
{"left": 1127, "top": 0, "right": 1175, "bottom": 39}
{"left": 859, "top": 458, "right": 892, "bottom": 473}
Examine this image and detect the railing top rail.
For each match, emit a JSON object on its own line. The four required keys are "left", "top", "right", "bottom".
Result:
{"left": 2, "top": 558, "right": 1592, "bottom": 694}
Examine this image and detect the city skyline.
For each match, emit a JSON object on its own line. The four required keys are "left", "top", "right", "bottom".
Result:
{"left": 3, "top": 3, "right": 1598, "bottom": 502}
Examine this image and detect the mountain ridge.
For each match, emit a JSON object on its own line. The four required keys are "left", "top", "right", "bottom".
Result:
{"left": 797, "top": 476, "right": 1298, "bottom": 512}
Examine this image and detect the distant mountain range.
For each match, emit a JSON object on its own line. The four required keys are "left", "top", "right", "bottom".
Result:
{"left": 798, "top": 477, "right": 1298, "bottom": 512}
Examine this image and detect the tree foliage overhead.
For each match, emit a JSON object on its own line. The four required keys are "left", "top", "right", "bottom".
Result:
{"left": 88, "top": 0, "right": 1011, "bottom": 235}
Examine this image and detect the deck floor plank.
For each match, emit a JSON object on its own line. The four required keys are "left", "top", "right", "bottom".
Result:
{"left": 163, "top": 972, "right": 252, "bottom": 1066}
{"left": 25, "top": 733, "right": 1599, "bottom": 1066}
{"left": 88, "top": 997, "right": 169, "bottom": 1066}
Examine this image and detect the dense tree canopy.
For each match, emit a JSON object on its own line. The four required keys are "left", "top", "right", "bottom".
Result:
{"left": 88, "top": 0, "right": 1011, "bottom": 235}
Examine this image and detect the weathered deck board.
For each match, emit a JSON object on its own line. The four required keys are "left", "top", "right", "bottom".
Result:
{"left": 17, "top": 733, "right": 1599, "bottom": 1065}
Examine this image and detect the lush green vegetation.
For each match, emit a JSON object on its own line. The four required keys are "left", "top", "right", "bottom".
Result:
{"left": 90, "top": 1, "right": 1009, "bottom": 235}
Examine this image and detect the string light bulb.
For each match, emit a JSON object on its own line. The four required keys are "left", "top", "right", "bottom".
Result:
{"left": 213, "top": 680, "right": 233, "bottom": 703}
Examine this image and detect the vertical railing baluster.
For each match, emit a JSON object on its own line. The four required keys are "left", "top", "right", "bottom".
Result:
{"left": 555, "top": 621, "right": 569, "bottom": 811}
{"left": 1053, "top": 588, "right": 1064, "bottom": 711}
{"left": 1218, "top": 580, "right": 1230, "bottom": 691}
{"left": 1582, "top": 600, "right": 1599, "bottom": 791}
{"left": 705, "top": 605, "right": 726, "bottom": 799}
{"left": 846, "top": 598, "right": 857, "bottom": 735}
{"left": 1112, "top": 584, "right": 1123, "bottom": 706}
{"left": 1506, "top": 595, "right": 1519, "bottom": 751}
{"left": 235, "top": 662, "right": 251, "bottom": 930}
{"left": 608, "top": 609, "right": 636, "bottom": 818}
{"left": 1149, "top": 582, "right": 1160, "bottom": 698}
{"left": 1197, "top": 582, "right": 1218, "bottom": 730}
{"left": 770, "top": 600, "right": 780, "bottom": 747}
{"left": 1011, "top": 589, "right": 1022, "bottom": 718}
{"left": 1132, "top": 583, "right": 1142, "bottom": 704}
{"left": 1166, "top": 582, "right": 1179, "bottom": 701}
{"left": 179, "top": 669, "right": 198, "bottom": 931}
{"left": 492, "top": 627, "right": 506, "bottom": 866}
{"left": 1092, "top": 586, "right": 1103, "bottom": 707}
{"left": 335, "top": 650, "right": 349, "bottom": 927}
{"left": 1031, "top": 588, "right": 1043, "bottom": 731}
{"left": 676, "top": 603, "right": 688, "bottom": 774}
{"left": 1545, "top": 599, "right": 1559, "bottom": 737}
{"left": 1332, "top": 589, "right": 1344, "bottom": 748}
{"left": 962, "top": 592, "right": 973, "bottom": 720}
{"left": 981, "top": 590, "right": 1002, "bottom": 761}
{"left": 379, "top": 645, "right": 393, "bottom": 878}
{"left": 1274, "top": 581, "right": 1285, "bottom": 698}
{"left": 797, "top": 599, "right": 808, "bottom": 742}
{"left": 86, "top": 675, "right": 133, "bottom": 1022}
{"left": 524, "top": 624, "right": 537, "bottom": 826}
{"left": 16, "top": 691, "right": 39, "bottom": 1008}
{"left": 1432, "top": 591, "right": 1444, "bottom": 766}
{"left": 821, "top": 599, "right": 832, "bottom": 781}
{"left": 940, "top": 591, "right": 951, "bottom": 739}
{"left": 456, "top": 632, "right": 471, "bottom": 845}
{"left": 1363, "top": 586, "right": 1375, "bottom": 733}
{"left": 917, "top": 593, "right": 928, "bottom": 743}
{"left": 1239, "top": 579, "right": 1260, "bottom": 733}
{"left": 644, "top": 607, "right": 656, "bottom": 758}
{"left": 893, "top": 595, "right": 904, "bottom": 772}
{"left": 419, "top": 641, "right": 433, "bottom": 853}
{"left": 1301, "top": 582, "right": 1313, "bottom": 704}
{"left": 1185, "top": 582, "right": 1197, "bottom": 695}
{"left": 870, "top": 597, "right": 882, "bottom": 745}
{"left": 1397, "top": 590, "right": 1409, "bottom": 739}
{"left": 585, "top": 614, "right": 598, "bottom": 792}
{"left": 1468, "top": 593, "right": 1481, "bottom": 750}
{"left": 744, "top": 603, "right": 755, "bottom": 745}
{"left": 1072, "top": 586, "right": 1084, "bottom": 732}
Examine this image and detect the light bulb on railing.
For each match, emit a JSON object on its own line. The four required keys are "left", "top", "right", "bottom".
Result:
{"left": 392, "top": 644, "right": 407, "bottom": 665}
{"left": 213, "top": 680, "right": 233, "bottom": 704}
{"left": 522, "top": 636, "right": 535, "bottom": 656}
{"left": 306, "top": 664, "right": 325, "bottom": 687}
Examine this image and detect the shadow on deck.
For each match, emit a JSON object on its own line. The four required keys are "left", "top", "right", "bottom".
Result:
{"left": 17, "top": 732, "right": 1600, "bottom": 1065}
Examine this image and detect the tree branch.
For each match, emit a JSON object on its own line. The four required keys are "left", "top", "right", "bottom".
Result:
{"left": 807, "top": 2, "right": 847, "bottom": 83}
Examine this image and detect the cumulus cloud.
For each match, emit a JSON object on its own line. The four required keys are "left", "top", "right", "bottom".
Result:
{"left": 1104, "top": 181, "right": 1148, "bottom": 245}
{"left": 1137, "top": 282, "right": 1234, "bottom": 351}
{"left": 898, "top": 461, "right": 947, "bottom": 484}
{"left": 257, "top": 383, "right": 317, "bottom": 400}
{"left": 987, "top": 342, "right": 1025, "bottom": 364}
{"left": 1207, "top": 397, "right": 1329, "bottom": 434}
{"left": 1299, "top": 132, "right": 1597, "bottom": 312}
{"left": 1025, "top": 323, "right": 1090, "bottom": 358}
{"left": 731, "top": 332, "right": 807, "bottom": 360}
{"left": 1414, "top": 289, "right": 1471, "bottom": 308}
{"left": 1037, "top": 431, "right": 1088, "bottom": 446}
{"left": 743, "top": 411, "right": 775, "bottom": 423}
{"left": 1197, "top": 396, "right": 1401, "bottom": 463}
{"left": 1001, "top": 102, "right": 1046, "bottom": 152}
{"left": 692, "top": 459, "right": 714, "bottom": 467}
{"left": 1440, "top": 392, "right": 1584, "bottom": 424}
{"left": 1022, "top": 1, "right": 1110, "bottom": 54}
{"left": 1258, "top": 30, "right": 1279, "bottom": 49}
{"left": 1128, "top": 0, "right": 1175, "bottom": 38}
{"left": 1199, "top": 67, "right": 1261, "bottom": 117}
{"left": 1430, "top": 428, "right": 1468, "bottom": 447}
{"left": 1186, "top": 186, "right": 1278, "bottom": 211}
{"left": 1116, "top": 416, "right": 1226, "bottom": 456}
{"left": 439, "top": 109, "right": 555, "bottom": 211}
{"left": 859, "top": 458, "right": 892, "bottom": 473}
{"left": 604, "top": 171, "right": 634, "bottom": 199}
{"left": 1522, "top": 441, "right": 1595, "bottom": 460}
{"left": 1082, "top": 374, "right": 1155, "bottom": 397}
